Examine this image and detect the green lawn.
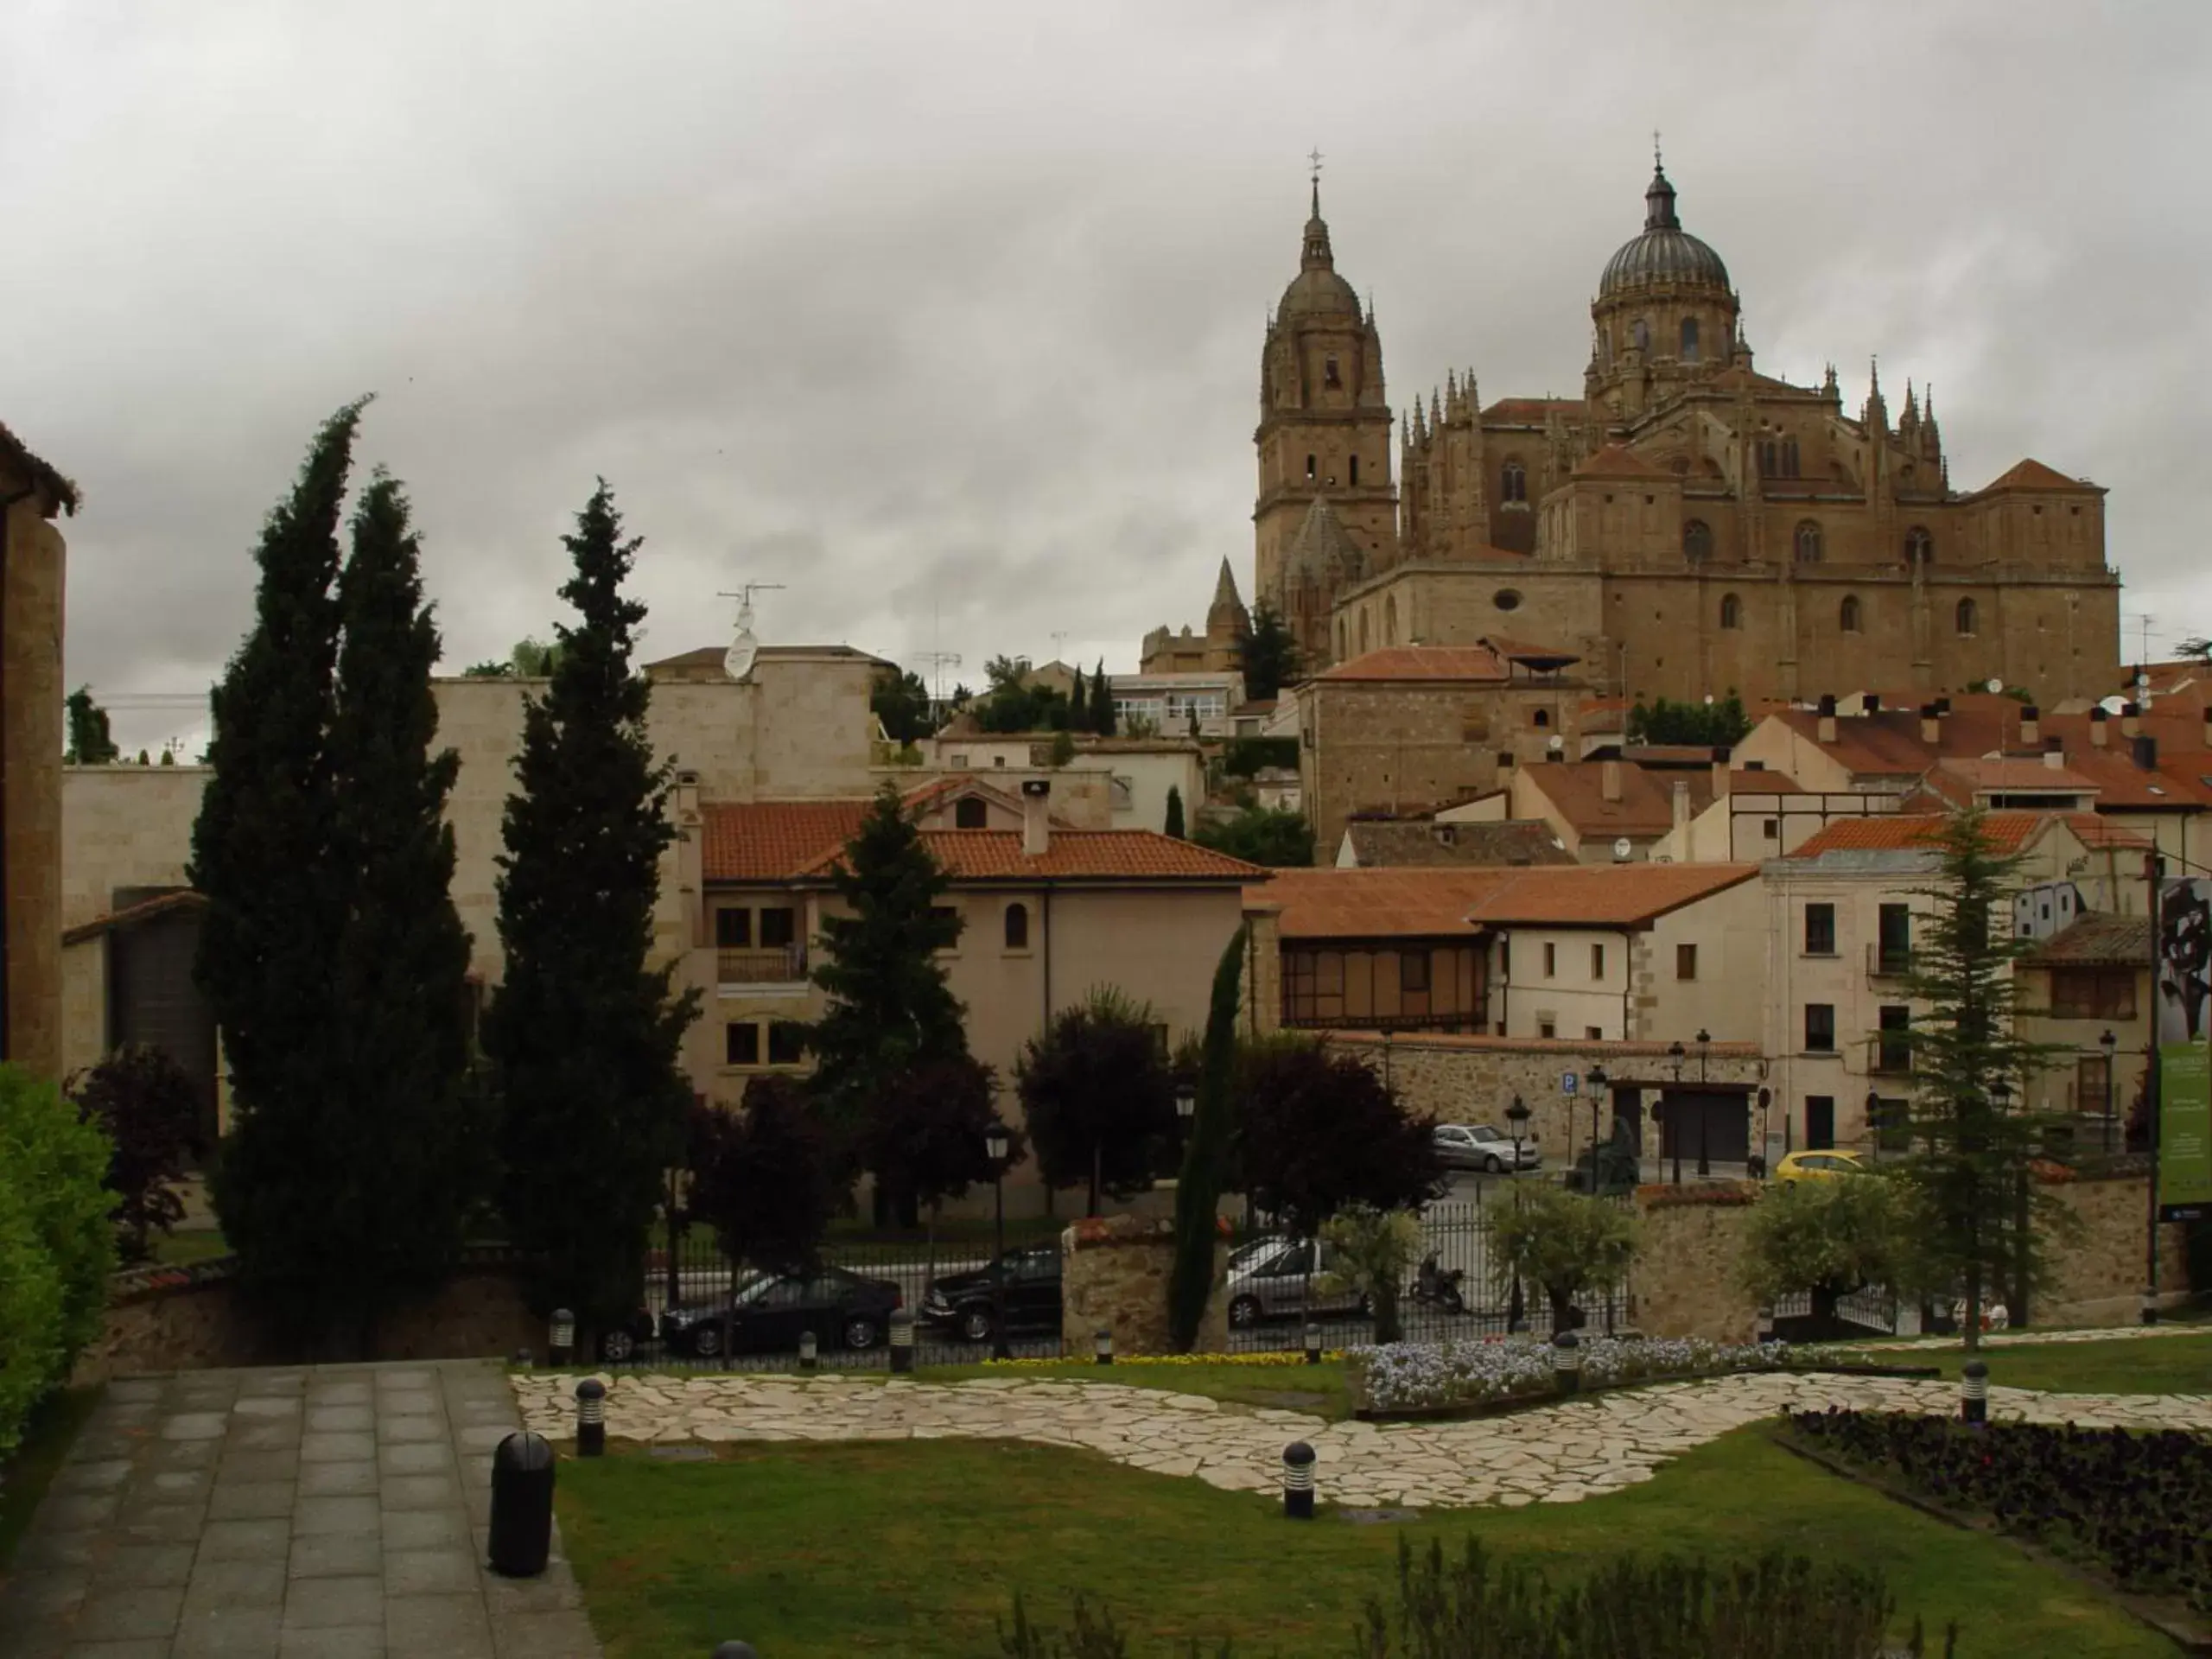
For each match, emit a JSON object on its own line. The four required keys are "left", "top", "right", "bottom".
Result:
{"left": 555, "top": 1427, "right": 2172, "bottom": 1658}
{"left": 0, "top": 1386, "right": 102, "bottom": 1571}
{"left": 146, "top": 1229, "right": 233, "bottom": 1266}
{"left": 917, "top": 1358, "right": 1356, "bottom": 1420}
{"left": 1822, "top": 1330, "right": 2212, "bottom": 1396}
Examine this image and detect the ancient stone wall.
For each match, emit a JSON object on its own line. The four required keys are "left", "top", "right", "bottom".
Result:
{"left": 2039, "top": 1172, "right": 2191, "bottom": 1326}
{"left": 1060, "top": 1214, "right": 1228, "bottom": 1357}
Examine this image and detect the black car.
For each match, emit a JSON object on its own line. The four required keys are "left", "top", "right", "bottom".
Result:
{"left": 658, "top": 1264, "right": 903, "bottom": 1358}
{"left": 920, "top": 1245, "right": 1062, "bottom": 1344}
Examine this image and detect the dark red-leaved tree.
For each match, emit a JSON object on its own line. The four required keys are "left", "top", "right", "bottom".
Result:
{"left": 688, "top": 1077, "right": 842, "bottom": 1274}
{"left": 1234, "top": 1038, "right": 1442, "bottom": 1237}
{"left": 67, "top": 1046, "right": 202, "bottom": 1263}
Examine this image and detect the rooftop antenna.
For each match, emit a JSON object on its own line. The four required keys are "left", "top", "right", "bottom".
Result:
{"left": 715, "top": 582, "right": 785, "bottom": 682}
{"left": 1051, "top": 631, "right": 1069, "bottom": 664}
{"left": 918, "top": 651, "right": 963, "bottom": 707}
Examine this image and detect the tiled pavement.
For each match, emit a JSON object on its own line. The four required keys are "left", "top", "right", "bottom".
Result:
{"left": 0, "top": 1361, "right": 601, "bottom": 1658}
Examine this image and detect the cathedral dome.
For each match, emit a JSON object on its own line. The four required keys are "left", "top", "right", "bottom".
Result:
{"left": 1276, "top": 188, "right": 1363, "bottom": 322}
{"left": 1599, "top": 164, "right": 1730, "bottom": 297}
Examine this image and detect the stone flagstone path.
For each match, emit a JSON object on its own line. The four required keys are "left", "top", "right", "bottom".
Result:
{"left": 512, "top": 1359, "right": 2212, "bottom": 1513}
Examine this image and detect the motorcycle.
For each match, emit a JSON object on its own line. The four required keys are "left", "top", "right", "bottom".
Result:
{"left": 1411, "top": 1252, "right": 1466, "bottom": 1315}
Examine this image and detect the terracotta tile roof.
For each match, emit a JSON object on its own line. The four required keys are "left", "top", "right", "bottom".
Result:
{"left": 2025, "top": 913, "right": 2152, "bottom": 966}
{"left": 797, "top": 830, "right": 1263, "bottom": 883}
{"left": 1313, "top": 645, "right": 1512, "bottom": 683}
{"left": 1520, "top": 761, "right": 1713, "bottom": 837}
{"left": 1572, "top": 443, "right": 1669, "bottom": 480}
{"left": 1481, "top": 635, "right": 1582, "bottom": 668}
{"left": 0, "top": 419, "right": 80, "bottom": 514}
{"left": 1481, "top": 397, "right": 1585, "bottom": 425}
{"left": 1728, "top": 769, "right": 1803, "bottom": 794}
{"left": 1340, "top": 819, "right": 1575, "bottom": 870}
{"left": 1785, "top": 813, "right": 2050, "bottom": 859}
{"left": 701, "top": 800, "right": 874, "bottom": 880}
{"left": 1936, "top": 757, "right": 2100, "bottom": 794}
{"left": 1978, "top": 457, "right": 2099, "bottom": 494}
{"left": 2063, "top": 814, "right": 2151, "bottom": 850}
{"left": 1249, "top": 868, "right": 1516, "bottom": 939}
{"left": 1461, "top": 863, "right": 1760, "bottom": 927}
{"left": 61, "top": 890, "right": 207, "bottom": 945}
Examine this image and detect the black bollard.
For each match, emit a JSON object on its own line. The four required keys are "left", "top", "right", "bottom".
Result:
{"left": 1093, "top": 1327, "right": 1113, "bottom": 1365}
{"left": 487, "top": 1430, "right": 556, "bottom": 1577}
{"left": 798, "top": 1330, "right": 818, "bottom": 1372}
{"left": 712, "top": 1644, "right": 760, "bottom": 1658}
{"left": 889, "top": 1310, "right": 915, "bottom": 1375}
{"left": 549, "top": 1308, "right": 575, "bottom": 1369}
{"left": 575, "top": 1378, "right": 607, "bottom": 1457}
{"left": 1960, "top": 1359, "right": 1988, "bottom": 1427}
{"left": 1552, "top": 1330, "right": 1581, "bottom": 1395}
{"left": 1281, "top": 1440, "right": 1316, "bottom": 1520}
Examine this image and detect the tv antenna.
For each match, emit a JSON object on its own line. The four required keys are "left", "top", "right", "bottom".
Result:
{"left": 715, "top": 582, "right": 784, "bottom": 682}
{"left": 918, "top": 651, "right": 963, "bottom": 706}
{"left": 1050, "top": 631, "right": 1069, "bottom": 663}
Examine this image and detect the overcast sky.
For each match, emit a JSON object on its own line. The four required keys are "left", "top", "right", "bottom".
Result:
{"left": 10, "top": 0, "right": 2209, "bottom": 754}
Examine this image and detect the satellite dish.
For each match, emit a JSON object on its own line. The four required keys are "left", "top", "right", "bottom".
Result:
{"left": 1985, "top": 677, "right": 2004, "bottom": 695}
{"left": 723, "top": 598, "right": 760, "bottom": 683}
{"left": 1703, "top": 694, "right": 1715, "bottom": 705}
{"left": 1612, "top": 836, "right": 1633, "bottom": 860}
{"left": 1548, "top": 734, "right": 1565, "bottom": 753}
{"left": 2098, "top": 695, "right": 2127, "bottom": 715}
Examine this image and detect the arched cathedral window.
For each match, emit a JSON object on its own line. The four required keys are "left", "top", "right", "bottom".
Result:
{"left": 1502, "top": 460, "right": 1527, "bottom": 504}
{"left": 1840, "top": 595, "right": 1862, "bottom": 633}
{"left": 1955, "top": 598, "right": 1978, "bottom": 636}
{"left": 1350, "top": 455, "right": 1360, "bottom": 486}
{"left": 1305, "top": 453, "right": 1317, "bottom": 482}
{"left": 1632, "top": 318, "right": 1649, "bottom": 353}
{"left": 1681, "top": 318, "right": 1700, "bottom": 361}
{"left": 1682, "top": 519, "right": 1713, "bottom": 564}
{"left": 1720, "top": 594, "right": 1743, "bottom": 630}
{"left": 1794, "top": 521, "right": 1823, "bottom": 563}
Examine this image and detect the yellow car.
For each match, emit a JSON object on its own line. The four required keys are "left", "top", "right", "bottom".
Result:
{"left": 1772, "top": 1150, "right": 1866, "bottom": 1187}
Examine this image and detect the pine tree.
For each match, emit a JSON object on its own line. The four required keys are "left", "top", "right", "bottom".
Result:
{"left": 1090, "top": 658, "right": 1116, "bottom": 735}
{"left": 192, "top": 404, "right": 361, "bottom": 1332}
{"left": 1241, "top": 605, "right": 1303, "bottom": 702}
{"left": 63, "top": 687, "right": 118, "bottom": 765}
{"left": 805, "top": 784, "right": 969, "bottom": 1164}
{"left": 1164, "top": 785, "right": 1185, "bottom": 839}
{"left": 320, "top": 474, "right": 480, "bottom": 1339}
{"left": 486, "top": 483, "right": 698, "bottom": 1339}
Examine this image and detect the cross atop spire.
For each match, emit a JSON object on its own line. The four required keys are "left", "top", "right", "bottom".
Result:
{"left": 1653, "top": 128, "right": 1662, "bottom": 170}
{"left": 1308, "top": 146, "right": 1325, "bottom": 216}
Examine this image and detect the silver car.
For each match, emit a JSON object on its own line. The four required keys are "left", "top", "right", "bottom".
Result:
{"left": 1432, "top": 1122, "right": 1540, "bottom": 1173}
{"left": 1224, "top": 1237, "right": 1365, "bottom": 1328}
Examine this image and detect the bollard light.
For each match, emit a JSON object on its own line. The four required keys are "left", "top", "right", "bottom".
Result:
{"left": 513, "top": 1348, "right": 534, "bottom": 1370}
{"left": 2141, "top": 1286, "right": 2159, "bottom": 1327}
{"left": 798, "top": 1330, "right": 818, "bottom": 1372}
{"left": 486, "top": 1430, "right": 556, "bottom": 1577}
{"left": 889, "top": 1309, "right": 915, "bottom": 1375}
{"left": 1756, "top": 1304, "right": 1775, "bottom": 1345}
{"left": 1303, "top": 1323, "right": 1323, "bottom": 1365}
{"left": 712, "top": 1644, "right": 760, "bottom": 1659}
{"left": 575, "top": 1378, "right": 606, "bottom": 1458}
{"left": 1281, "top": 1440, "right": 1317, "bottom": 1520}
{"left": 1960, "top": 1358, "right": 1989, "bottom": 1426}
{"left": 1094, "top": 1327, "right": 1114, "bottom": 1365}
{"left": 549, "top": 1308, "right": 575, "bottom": 1368}
{"left": 1552, "top": 1329, "right": 1582, "bottom": 1395}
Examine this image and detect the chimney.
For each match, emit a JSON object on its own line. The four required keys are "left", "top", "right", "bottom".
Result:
{"left": 2043, "top": 741, "right": 2065, "bottom": 772}
{"left": 1817, "top": 694, "right": 1838, "bottom": 745}
{"left": 1600, "top": 759, "right": 1624, "bottom": 802}
{"left": 1020, "top": 778, "right": 1052, "bottom": 855}
{"left": 2019, "top": 705, "right": 2040, "bottom": 747}
{"left": 2121, "top": 702, "right": 2141, "bottom": 740}
{"left": 1672, "top": 779, "right": 1692, "bottom": 836}
{"left": 2091, "top": 704, "right": 2109, "bottom": 747}
{"left": 1920, "top": 702, "right": 1941, "bottom": 744}
{"left": 1862, "top": 692, "right": 1882, "bottom": 715}
{"left": 2133, "top": 734, "right": 2159, "bottom": 773}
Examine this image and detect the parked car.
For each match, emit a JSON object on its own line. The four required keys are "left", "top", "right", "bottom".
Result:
{"left": 658, "top": 1264, "right": 903, "bottom": 1357}
{"left": 921, "top": 1245, "right": 1063, "bottom": 1343}
{"left": 1433, "top": 1122, "right": 1541, "bottom": 1173}
{"left": 1225, "top": 1237, "right": 1366, "bottom": 1328}
{"left": 1228, "top": 1232, "right": 1290, "bottom": 1273}
{"left": 1772, "top": 1150, "right": 1865, "bottom": 1187}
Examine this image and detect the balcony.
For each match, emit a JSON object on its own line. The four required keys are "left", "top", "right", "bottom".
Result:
{"left": 717, "top": 944, "right": 808, "bottom": 988}
{"left": 1866, "top": 942, "right": 1913, "bottom": 980}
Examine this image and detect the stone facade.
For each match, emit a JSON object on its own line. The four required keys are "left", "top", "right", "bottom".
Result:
{"left": 2040, "top": 1172, "right": 2191, "bottom": 1327}
{"left": 1059, "top": 1213, "right": 1229, "bottom": 1357}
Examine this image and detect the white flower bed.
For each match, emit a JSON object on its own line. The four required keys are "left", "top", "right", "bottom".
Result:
{"left": 1349, "top": 1334, "right": 1802, "bottom": 1412}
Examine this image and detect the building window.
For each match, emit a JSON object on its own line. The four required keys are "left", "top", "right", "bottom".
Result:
{"left": 1682, "top": 519, "right": 1712, "bottom": 564}
{"left": 1538, "top": 1019, "right": 1556, "bottom": 1039}
{"left": 759, "top": 906, "right": 797, "bottom": 949}
{"left": 1349, "top": 454, "right": 1360, "bottom": 486}
{"left": 1676, "top": 943, "right": 1697, "bottom": 980}
{"left": 1763, "top": 817, "right": 1779, "bottom": 840}
{"left": 1590, "top": 942, "right": 1605, "bottom": 980}
{"left": 1804, "top": 1003, "right": 1836, "bottom": 1052}
{"left": 1877, "top": 1005, "right": 1911, "bottom": 1074}
{"left": 767, "top": 1021, "right": 807, "bottom": 1065}
{"left": 1720, "top": 593, "right": 1742, "bottom": 630}
{"left": 1806, "top": 1096, "right": 1836, "bottom": 1150}
{"left": 2077, "top": 1055, "right": 2112, "bottom": 1117}
{"left": 1492, "top": 588, "right": 1522, "bottom": 612}
{"left": 955, "top": 797, "right": 988, "bottom": 829}
{"left": 1794, "top": 520, "right": 1823, "bottom": 563}
{"left": 1680, "top": 317, "right": 1700, "bottom": 361}
{"left": 1877, "top": 903, "right": 1911, "bottom": 974}
{"left": 1632, "top": 317, "right": 1649, "bottom": 353}
{"left": 1003, "top": 902, "right": 1029, "bottom": 951}
{"left": 1783, "top": 437, "right": 1801, "bottom": 477}
{"left": 1803, "top": 902, "right": 1837, "bottom": 956}
{"left": 725, "top": 1021, "right": 760, "bottom": 1066}
{"left": 1324, "top": 356, "right": 1341, "bottom": 388}
{"left": 2050, "top": 968, "right": 2136, "bottom": 1020}
{"left": 1840, "top": 595, "right": 1862, "bottom": 632}
{"left": 1955, "top": 597, "right": 1978, "bottom": 636}
{"left": 1904, "top": 525, "right": 1934, "bottom": 565}
{"left": 1502, "top": 460, "right": 1527, "bottom": 503}
{"left": 1532, "top": 708, "right": 1550, "bottom": 728}
{"left": 714, "top": 907, "right": 752, "bottom": 949}
{"left": 1586, "top": 1026, "right": 1605, "bottom": 1041}
{"left": 1758, "top": 439, "right": 1777, "bottom": 478}
{"left": 1542, "top": 942, "right": 1557, "bottom": 979}
{"left": 1400, "top": 952, "right": 1430, "bottom": 995}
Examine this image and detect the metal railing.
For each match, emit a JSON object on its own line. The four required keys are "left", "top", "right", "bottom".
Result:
{"left": 717, "top": 944, "right": 808, "bottom": 985}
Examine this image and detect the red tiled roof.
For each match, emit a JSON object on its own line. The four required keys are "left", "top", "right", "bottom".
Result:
{"left": 1572, "top": 443, "right": 1668, "bottom": 480}
{"left": 1936, "top": 757, "right": 2100, "bottom": 793}
{"left": 1728, "top": 769, "right": 1802, "bottom": 794}
{"left": 2025, "top": 914, "right": 2151, "bottom": 966}
{"left": 791, "top": 830, "right": 1262, "bottom": 883}
{"left": 1482, "top": 397, "right": 1585, "bottom": 425}
{"left": 1482, "top": 635, "right": 1581, "bottom": 667}
{"left": 1248, "top": 868, "right": 1515, "bottom": 939}
{"left": 702, "top": 800, "right": 874, "bottom": 880}
{"left": 1520, "top": 761, "right": 1713, "bottom": 837}
{"left": 1462, "top": 864, "right": 1760, "bottom": 927}
{"left": 1978, "top": 457, "right": 2099, "bottom": 494}
{"left": 1314, "top": 645, "right": 1514, "bottom": 683}
{"left": 1786, "top": 813, "right": 2050, "bottom": 859}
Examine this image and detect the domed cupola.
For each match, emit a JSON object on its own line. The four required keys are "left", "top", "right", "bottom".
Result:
{"left": 1599, "top": 162, "right": 1732, "bottom": 296}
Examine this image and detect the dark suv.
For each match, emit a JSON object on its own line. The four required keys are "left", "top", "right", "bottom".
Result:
{"left": 920, "top": 1245, "right": 1063, "bottom": 1344}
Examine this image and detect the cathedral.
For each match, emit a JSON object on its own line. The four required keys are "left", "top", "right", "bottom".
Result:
{"left": 1147, "top": 157, "right": 2121, "bottom": 706}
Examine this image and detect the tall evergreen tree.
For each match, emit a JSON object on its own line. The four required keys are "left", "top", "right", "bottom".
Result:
{"left": 1240, "top": 605, "right": 1302, "bottom": 702}
{"left": 320, "top": 474, "right": 480, "bottom": 1339}
{"left": 1164, "top": 785, "right": 1185, "bottom": 839}
{"left": 192, "top": 404, "right": 361, "bottom": 1331}
{"left": 63, "top": 687, "right": 119, "bottom": 764}
{"left": 1090, "top": 658, "right": 1115, "bottom": 735}
{"left": 486, "top": 483, "right": 697, "bottom": 1338}
{"left": 1070, "top": 664, "right": 1087, "bottom": 729}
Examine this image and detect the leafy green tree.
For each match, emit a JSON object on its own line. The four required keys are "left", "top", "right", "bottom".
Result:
{"left": 487, "top": 483, "right": 699, "bottom": 1342}
{"left": 1319, "top": 1204, "right": 1423, "bottom": 1344}
{"left": 1017, "top": 988, "right": 1176, "bottom": 1216}
{"left": 1888, "top": 809, "right": 2075, "bottom": 1347}
{"left": 0, "top": 1065, "right": 116, "bottom": 1453}
{"left": 63, "top": 686, "right": 119, "bottom": 764}
{"left": 1163, "top": 785, "right": 1185, "bottom": 839}
{"left": 67, "top": 1045, "right": 200, "bottom": 1263}
{"left": 1090, "top": 658, "right": 1116, "bottom": 735}
{"left": 2174, "top": 636, "right": 2211, "bottom": 666}
{"left": 1484, "top": 1181, "right": 1639, "bottom": 1329}
{"left": 1625, "top": 693, "right": 1750, "bottom": 747}
{"left": 871, "top": 665, "right": 934, "bottom": 743}
{"left": 687, "top": 1078, "right": 840, "bottom": 1272}
{"left": 806, "top": 784, "right": 969, "bottom": 1185}
{"left": 193, "top": 404, "right": 359, "bottom": 1330}
{"left": 1234, "top": 1039, "right": 1440, "bottom": 1236}
{"left": 1194, "top": 805, "right": 1313, "bottom": 867}
{"left": 1737, "top": 1178, "right": 1908, "bottom": 1332}
{"left": 1169, "top": 929, "right": 1243, "bottom": 1351}
{"left": 1240, "top": 603, "right": 1302, "bottom": 701}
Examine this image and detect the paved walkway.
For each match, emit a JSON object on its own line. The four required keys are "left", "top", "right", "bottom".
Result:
{"left": 0, "top": 1361, "right": 599, "bottom": 1658}
{"left": 510, "top": 1358, "right": 2212, "bottom": 1513}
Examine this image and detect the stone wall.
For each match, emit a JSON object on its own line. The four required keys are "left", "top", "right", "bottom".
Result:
{"left": 72, "top": 1258, "right": 542, "bottom": 1384}
{"left": 1060, "top": 1215, "right": 1228, "bottom": 1357}
{"left": 2039, "top": 1172, "right": 2191, "bottom": 1327}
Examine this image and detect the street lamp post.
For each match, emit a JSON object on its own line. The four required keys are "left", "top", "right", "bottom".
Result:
{"left": 1866, "top": 1089, "right": 1881, "bottom": 1166}
{"left": 1756, "top": 1086, "right": 1772, "bottom": 1179}
{"left": 1585, "top": 1064, "right": 1608, "bottom": 1192}
{"left": 2099, "top": 1029, "right": 2118, "bottom": 1155}
{"left": 1695, "top": 1028, "right": 1711, "bottom": 1084}
{"left": 1504, "top": 1095, "right": 1530, "bottom": 1332}
{"left": 984, "top": 1121, "right": 1012, "bottom": 1361}
{"left": 1667, "top": 1042, "right": 1687, "bottom": 1185}
{"left": 1175, "top": 1081, "right": 1197, "bottom": 1139}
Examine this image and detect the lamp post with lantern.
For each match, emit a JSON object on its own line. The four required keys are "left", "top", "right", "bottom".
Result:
{"left": 1504, "top": 1095, "right": 1530, "bottom": 1331}
{"left": 2099, "top": 1028, "right": 2118, "bottom": 1154}
{"left": 1584, "top": 1064, "right": 1608, "bottom": 1192}
{"left": 984, "top": 1120, "right": 1012, "bottom": 1360}
{"left": 1666, "top": 1042, "right": 1687, "bottom": 1184}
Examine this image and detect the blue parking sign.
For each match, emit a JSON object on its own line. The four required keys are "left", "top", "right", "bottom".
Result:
{"left": 1561, "top": 1072, "right": 1579, "bottom": 1096}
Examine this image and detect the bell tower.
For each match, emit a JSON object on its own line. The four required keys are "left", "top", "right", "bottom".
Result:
{"left": 1253, "top": 159, "right": 1395, "bottom": 660}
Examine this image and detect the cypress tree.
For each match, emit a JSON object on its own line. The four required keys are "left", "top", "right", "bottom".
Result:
{"left": 1070, "top": 664, "right": 1087, "bottom": 727}
{"left": 1168, "top": 928, "right": 1243, "bottom": 1350}
{"left": 486, "top": 483, "right": 697, "bottom": 1338}
{"left": 1090, "top": 658, "right": 1115, "bottom": 735}
{"left": 1164, "top": 785, "right": 1185, "bottom": 839}
{"left": 192, "top": 404, "right": 361, "bottom": 1332}
{"left": 321, "top": 474, "right": 480, "bottom": 1341}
